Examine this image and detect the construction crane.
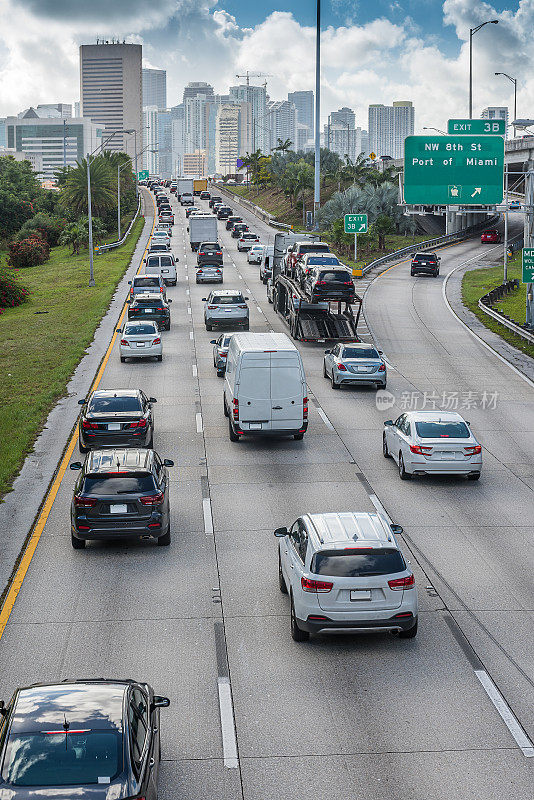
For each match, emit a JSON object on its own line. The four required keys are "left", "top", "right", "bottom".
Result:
{"left": 235, "top": 71, "right": 272, "bottom": 87}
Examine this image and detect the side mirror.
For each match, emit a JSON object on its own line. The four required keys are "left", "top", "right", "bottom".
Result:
{"left": 378, "top": 350, "right": 383, "bottom": 355}
{"left": 390, "top": 524, "right": 403, "bottom": 535}
{"left": 78, "top": 399, "right": 86, "bottom": 405}
{"left": 70, "top": 462, "right": 83, "bottom": 470}
{"left": 128, "top": 281, "right": 132, "bottom": 285}
{"left": 143, "top": 258, "right": 146, "bottom": 263}
{"left": 126, "top": 298, "right": 130, "bottom": 303}
{"left": 210, "top": 340, "right": 217, "bottom": 344}
{"left": 274, "top": 526, "right": 288, "bottom": 538}
{"left": 163, "top": 459, "right": 174, "bottom": 467}
{"left": 202, "top": 297, "right": 207, "bottom": 302}
{"left": 116, "top": 328, "right": 122, "bottom": 333}
{"left": 245, "top": 297, "right": 249, "bottom": 301}
{"left": 324, "top": 349, "right": 331, "bottom": 354}
{"left": 167, "top": 298, "right": 172, "bottom": 303}
{"left": 149, "top": 397, "right": 157, "bottom": 403}
{"left": 384, "top": 420, "right": 394, "bottom": 426}
{"left": 152, "top": 695, "right": 170, "bottom": 709}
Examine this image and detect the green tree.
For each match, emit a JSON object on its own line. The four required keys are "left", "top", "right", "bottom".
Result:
{"left": 60, "top": 157, "right": 116, "bottom": 217}
{"left": 372, "top": 214, "right": 396, "bottom": 250}
{"left": 59, "top": 222, "right": 85, "bottom": 254}
{"left": 273, "top": 138, "right": 293, "bottom": 154}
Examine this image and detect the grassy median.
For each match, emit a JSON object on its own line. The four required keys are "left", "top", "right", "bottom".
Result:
{"left": 0, "top": 216, "right": 145, "bottom": 497}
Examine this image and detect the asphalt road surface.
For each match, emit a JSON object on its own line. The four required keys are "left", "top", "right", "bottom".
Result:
{"left": 1, "top": 189, "right": 532, "bottom": 800}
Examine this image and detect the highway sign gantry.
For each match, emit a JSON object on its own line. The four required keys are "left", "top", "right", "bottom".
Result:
{"left": 522, "top": 248, "right": 534, "bottom": 283}
{"left": 404, "top": 135, "right": 504, "bottom": 206}
{"left": 344, "top": 213, "right": 368, "bottom": 234}
{"left": 448, "top": 119, "right": 506, "bottom": 136}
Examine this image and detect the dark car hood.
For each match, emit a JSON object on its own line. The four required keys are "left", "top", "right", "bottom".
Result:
{"left": 0, "top": 779, "right": 129, "bottom": 800}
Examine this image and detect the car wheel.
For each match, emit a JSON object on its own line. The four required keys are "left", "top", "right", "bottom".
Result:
{"left": 157, "top": 525, "right": 171, "bottom": 546}
{"left": 223, "top": 397, "right": 229, "bottom": 417}
{"left": 379, "top": 379, "right": 387, "bottom": 389}
{"left": 399, "top": 453, "right": 411, "bottom": 480}
{"left": 267, "top": 295, "right": 273, "bottom": 304}
{"left": 294, "top": 432, "right": 304, "bottom": 441}
{"left": 120, "top": 356, "right": 126, "bottom": 363}
{"left": 217, "top": 370, "right": 224, "bottom": 377}
{"left": 398, "top": 619, "right": 418, "bottom": 638}
{"left": 79, "top": 440, "right": 89, "bottom": 454}
{"left": 71, "top": 533, "right": 86, "bottom": 549}
{"left": 156, "top": 354, "right": 163, "bottom": 362}
{"left": 323, "top": 361, "right": 328, "bottom": 378}
{"left": 290, "top": 596, "right": 309, "bottom": 642}
{"left": 467, "top": 472, "right": 481, "bottom": 481}
{"left": 146, "top": 434, "right": 154, "bottom": 449}
{"left": 278, "top": 552, "right": 288, "bottom": 594}
{"left": 229, "top": 417, "right": 240, "bottom": 442}
{"left": 206, "top": 323, "right": 212, "bottom": 331}
{"left": 331, "top": 374, "right": 340, "bottom": 390}
{"left": 383, "top": 434, "right": 391, "bottom": 458}
{"left": 410, "top": 270, "right": 415, "bottom": 276}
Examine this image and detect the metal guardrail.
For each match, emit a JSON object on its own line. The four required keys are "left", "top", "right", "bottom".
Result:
{"left": 478, "top": 297, "right": 534, "bottom": 344}
{"left": 97, "top": 194, "right": 142, "bottom": 254}
{"left": 361, "top": 214, "right": 500, "bottom": 275}
{"left": 215, "top": 184, "right": 293, "bottom": 231}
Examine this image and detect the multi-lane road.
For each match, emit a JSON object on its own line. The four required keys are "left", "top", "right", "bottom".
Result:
{"left": 0, "top": 188, "right": 532, "bottom": 799}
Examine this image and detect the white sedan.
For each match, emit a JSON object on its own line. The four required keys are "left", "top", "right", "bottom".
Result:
{"left": 119, "top": 320, "right": 162, "bottom": 363}
{"left": 247, "top": 245, "right": 264, "bottom": 264}
{"left": 383, "top": 410, "right": 482, "bottom": 480}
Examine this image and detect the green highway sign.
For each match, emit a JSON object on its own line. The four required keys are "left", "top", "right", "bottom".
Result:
{"left": 448, "top": 119, "right": 506, "bottom": 136}
{"left": 344, "top": 213, "right": 368, "bottom": 233}
{"left": 138, "top": 170, "right": 149, "bottom": 180}
{"left": 404, "top": 135, "right": 504, "bottom": 205}
{"left": 522, "top": 248, "right": 534, "bottom": 283}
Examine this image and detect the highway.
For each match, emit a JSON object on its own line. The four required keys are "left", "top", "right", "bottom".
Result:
{"left": 0, "top": 188, "right": 532, "bottom": 800}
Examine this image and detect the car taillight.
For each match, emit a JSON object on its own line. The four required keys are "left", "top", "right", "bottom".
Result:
{"left": 301, "top": 577, "right": 333, "bottom": 593}
{"left": 303, "top": 396, "right": 308, "bottom": 420}
{"left": 232, "top": 398, "right": 239, "bottom": 420}
{"left": 127, "top": 418, "right": 147, "bottom": 429}
{"left": 81, "top": 420, "right": 99, "bottom": 430}
{"left": 464, "top": 445, "right": 482, "bottom": 455}
{"left": 156, "top": 308, "right": 164, "bottom": 312}
{"left": 74, "top": 495, "right": 97, "bottom": 507}
{"left": 220, "top": 352, "right": 227, "bottom": 358}
{"left": 388, "top": 574, "right": 415, "bottom": 590}
{"left": 208, "top": 305, "right": 217, "bottom": 310}
{"left": 238, "top": 305, "right": 247, "bottom": 309}
{"left": 199, "top": 252, "right": 205, "bottom": 255}
{"left": 410, "top": 444, "right": 433, "bottom": 455}
{"left": 120, "top": 339, "right": 129, "bottom": 346}
{"left": 378, "top": 364, "right": 386, "bottom": 372}
{"left": 152, "top": 337, "right": 161, "bottom": 345}
{"left": 315, "top": 281, "right": 327, "bottom": 286}
{"left": 140, "top": 492, "right": 164, "bottom": 506}
{"left": 337, "top": 363, "right": 347, "bottom": 371}
{"left": 216, "top": 251, "right": 222, "bottom": 255}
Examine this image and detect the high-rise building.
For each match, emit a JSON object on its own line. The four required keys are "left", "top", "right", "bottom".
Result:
{"left": 205, "top": 100, "right": 252, "bottom": 175}
{"left": 142, "top": 68, "right": 167, "bottom": 111}
{"left": 296, "top": 123, "right": 310, "bottom": 151}
{"left": 229, "top": 84, "right": 268, "bottom": 154}
{"left": 79, "top": 42, "right": 143, "bottom": 162}
{"left": 0, "top": 118, "right": 6, "bottom": 148}
{"left": 35, "top": 103, "right": 72, "bottom": 119}
{"left": 481, "top": 106, "right": 508, "bottom": 138}
{"left": 368, "top": 100, "right": 414, "bottom": 159}
{"left": 183, "top": 150, "right": 206, "bottom": 176}
{"left": 288, "top": 91, "right": 314, "bottom": 138}
{"left": 267, "top": 100, "right": 297, "bottom": 152}
{"left": 143, "top": 106, "right": 158, "bottom": 175}
{"left": 182, "top": 82, "right": 214, "bottom": 103}
{"left": 170, "top": 104, "right": 185, "bottom": 176}
{"left": 325, "top": 125, "right": 369, "bottom": 161}
{"left": 329, "top": 107, "right": 355, "bottom": 129}
{"left": 74, "top": 102, "right": 80, "bottom": 117}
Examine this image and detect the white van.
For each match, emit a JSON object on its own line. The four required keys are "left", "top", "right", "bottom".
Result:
{"left": 223, "top": 332, "right": 308, "bottom": 442}
{"left": 143, "top": 253, "right": 177, "bottom": 286}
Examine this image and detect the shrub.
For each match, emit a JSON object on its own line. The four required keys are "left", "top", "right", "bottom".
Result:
{"left": 7, "top": 235, "right": 50, "bottom": 269}
{"left": 0, "top": 267, "right": 30, "bottom": 309}
{"left": 17, "top": 212, "right": 67, "bottom": 246}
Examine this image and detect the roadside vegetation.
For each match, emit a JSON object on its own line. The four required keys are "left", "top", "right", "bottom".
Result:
{"left": 0, "top": 155, "right": 143, "bottom": 498}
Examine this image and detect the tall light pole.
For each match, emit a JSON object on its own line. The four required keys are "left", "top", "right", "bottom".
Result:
{"left": 313, "top": 0, "right": 321, "bottom": 229}
{"left": 469, "top": 19, "right": 498, "bottom": 118}
{"left": 422, "top": 126, "right": 447, "bottom": 135}
{"left": 495, "top": 72, "right": 517, "bottom": 138}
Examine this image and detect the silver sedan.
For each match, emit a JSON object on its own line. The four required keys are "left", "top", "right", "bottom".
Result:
{"left": 323, "top": 342, "right": 387, "bottom": 389}
{"left": 211, "top": 333, "right": 234, "bottom": 376}
{"left": 119, "top": 321, "right": 162, "bottom": 363}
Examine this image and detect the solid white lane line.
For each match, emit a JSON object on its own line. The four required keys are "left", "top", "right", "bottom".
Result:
{"left": 192, "top": 364, "right": 197, "bottom": 377}
{"left": 203, "top": 497, "right": 213, "bottom": 535}
{"left": 369, "top": 493, "right": 392, "bottom": 522}
{"left": 196, "top": 412, "right": 203, "bottom": 433}
{"left": 217, "top": 677, "right": 239, "bottom": 768}
{"left": 475, "top": 670, "right": 534, "bottom": 757}
{"left": 317, "top": 407, "right": 335, "bottom": 431}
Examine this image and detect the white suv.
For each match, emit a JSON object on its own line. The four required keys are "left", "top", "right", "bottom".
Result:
{"left": 275, "top": 512, "right": 418, "bottom": 641}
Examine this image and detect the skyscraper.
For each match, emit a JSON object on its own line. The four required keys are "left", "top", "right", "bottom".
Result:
{"left": 36, "top": 103, "right": 72, "bottom": 119}
{"left": 142, "top": 68, "right": 167, "bottom": 111}
{"left": 481, "top": 106, "right": 508, "bottom": 138}
{"left": 204, "top": 100, "right": 251, "bottom": 175}
{"left": 79, "top": 42, "right": 143, "bottom": 162}
{"left": 182, "top": 82, "right": 214, "bottom": 103}
{"left": 229, "top": 84, "right": 268, "bottom": 154}
{"left": 267, "top": 100, "right": 297, "bottom": 152}
{"left": 288, "top": 91, "right": 314, "bottom": 138}
{"left": 329, "top": 107, "right": 355, "bottom": 129}
{"left": 368, "top": 100, "right": 414, "bottom": 159}
{"left": 143, "top": 106, "right": 158, "bottom": 175}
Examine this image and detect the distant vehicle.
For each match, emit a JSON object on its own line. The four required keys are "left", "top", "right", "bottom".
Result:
{"left": 211, "top": 332, "right": 234, "bottom": 376}
{"left": 480, "top": 229, "right": 501, "bottom": 244}
{"left": 275, "top": 512, "right": 417, "bottom": 640}
{"left": 194, "top": 178, "right": 208, "bottom": 195}
{"left": 410, "top": 252, "right": 440, "bottom": 276}
{"left": 509, "top": 199, "right": 522, "bottom": 210}
{"left": 119, "top": 320, "right": 162, "bottom": 362}
{"left": 197, "top": 241, "right": 223, "bottom": 266}
{"left": 196, "top": 264, "right": 223, "bottom": 284}
{"left": 155, "top": 222, "right": 172, "bottom": 233}
{"left": 189, "top": 217, "right": 218, "bottom": 252}
{"left": 70, "top": 449, "right": 173, "bottom": 547}
{"left": 383, "top": 410, "right": 482, "bottom": 480}
{"left": 231, "top": 223, "right": 249, "bottom": 238}
{"left": 185, "top": 206, "right": 200, "bottom": 218}
{"left": 217, "top": 206, "right": 233, "bottom": 220}
{"left": 247, "top": 244, "right": 264, "bottom": 264}
{"left": 158, "top": 212, "right": 174, "bottom": 226}
{"left": 128, "top": 292, "right": 172, "bottom": 331}
{"left": 323, "top": 342, "right": 386, "bottom": 389}
{"left": 0, "top": 679, "right": 171, "bottom": 787}
{"left": 151, "top": 230, "right": 171, "bottom": 244}
{"left": 148, "top": 241, "right": 170, "bottom": 254}
{"left": 200, "top": 190, "right": 211, "bottom": 200}
{"left": 237, "top": 232, "right": 259, "bottom": 251}
{"left": 77, "top": 388, "right": 156, "bottom": 453}
{"left": 303, "top": 267, "right": 355, "bottom": 302}
{"left": 209, "top": 195, "right": 223, "bottom": 208}
{"left": 260, "top": 246, "right": 275, "bottom": 284}
{"left": 144, "top": 253, "right": 177, "bottom": 286}
{"left": 203, "top": 289, "right": 249, "bottom": 331}
{"left": 226, "top": 215, "right": 243, "bottom": 231}
{"left": 128, "top": 274, "right": 166, "bottom": 300}
{"left": 180, "top": 192, "right": 194, "bottom": 206}
{"left": 176, "top": 178, "right": 194, "bottom": 198}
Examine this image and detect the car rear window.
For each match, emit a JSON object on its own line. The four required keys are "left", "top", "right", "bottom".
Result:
{"left": 134, "top": 277, "right": 160, "bottom": 287}
{"left": 2, "top": 730, "right": 122, "bottom": 786}
{"left": 318, "top": 271, "right": 353, "bottom": 282}
{"left": 146, "top": 257, "right": 173, "bottom": 268}
{"left": 213, "top": 295, "right": 244, "bottom": 305}
{"left": 149, "top": 245, "right": 167, "bottom": 251}
{"left": 124, "top": 324, "right": 157, "bottom": 335}
{"left": 88, "top": 395, "right": 142, "bottom": 413}
{"left": 83, "top": 474, "right": 156, "bottom": 494}
{"left": 201, "top": 243, "right": 219, "bottom": 249}
{"left": 414, "top": 421, "right": 470, "bottom": 438}
{"left": 133, "top": 298, "right": 163, "bottom": 307}
{"left": 342, "top": 347, "right": 379, "bottom": 359}
{"left": 311, "top": 548, "right": 406, "bottom": 577}
{"left": 300, "top": 243, "right": 329, "bottom": 254}
{"left": 307, "top": 257, "right": 339, "bottom": 265}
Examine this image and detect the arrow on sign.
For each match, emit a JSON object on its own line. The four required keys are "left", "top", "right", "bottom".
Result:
{"left": 471, "top": 187, "right": 482, "bottom": 198}
{"left": 358, "top": 223, "right": 366, "bottom": 231}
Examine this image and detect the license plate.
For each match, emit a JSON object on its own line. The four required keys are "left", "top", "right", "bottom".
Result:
{"left": 136, "top": 342, "right": 145, "bottom": 347}
{"left": 350, "top": 589, "right": 371, "bottom": 601}
{"left": 107, "top": 423, "right": 121, "bottom": 431}
{"left": 144, "top": 309, "right": 152, "bottom": 313}
{"left": 110, "top": 504, "right": 127, "bottom": 514}
{"left": 249, "top": 423, "right": 262, "bottom": 430}
{"left": 224, "top": 309, "right": 233, "bottom": 313}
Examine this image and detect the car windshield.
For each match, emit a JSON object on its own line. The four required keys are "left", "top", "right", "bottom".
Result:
{"left": 83, "top": 474, "right": 156, "bottom": 494}
{"left": 308, "top": 257, "right": 339, "bottom": 265}
{"left": 212, "top": 295, "right": 244, "bottom": 305}
{"left": 318, "top": 271, "right": 352, "bottom": 282}
{"left": 124, "top": 324, "right": 157, "bottom": 335}
{"left": 88, "top": 395, "right": 142, "bottom": 413}
{"left": 2, "top": 730, "right": 123, "bottom": 786}
{"left": 414, "top": 421, "right": 470, "bottom": 439}
{"left": 312, "top": 548, "right": 406, "bottom": 577}
{"left": 134, "top": 278, "right": 160, "bottom": 287}
{"left": 342, "top": 348, "right": 379, "bottom": 359}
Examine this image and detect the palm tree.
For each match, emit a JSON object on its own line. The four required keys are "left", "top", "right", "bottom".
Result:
{"left": 61, "top": 157, "right": 116, "bottom": 217}
{"left": 273, "top": 138, "right": 293, "bottom": 154}
{"left": 343, "top": 153, "right": 373, "bottom": 187}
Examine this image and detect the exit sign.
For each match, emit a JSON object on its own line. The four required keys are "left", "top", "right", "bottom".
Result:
{"left": 522, "top": 248, "right": 534, "bottom": 283}
{"left": 448, "top": 119, "right": 506, "bottom": 136}
{"left": 344, "top": 213, "right": 368, "bottom": 233}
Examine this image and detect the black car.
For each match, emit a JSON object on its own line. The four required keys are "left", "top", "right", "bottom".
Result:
{"left": 156, "top": 195, "right": 169, "bottom": 207}
{"left": 78, "top": 389, "right": 157, "bottom": 453}
{"left": 209, "top": 195, "right": 222, "bottom": 208}
{"left": 216, "top": 206, "right": 232, "bottom": 220}
{"left": 158, "top": 204, "right": 172, "bottom": 215}
{"left": 128, "top": 293, "right": 172, "bottom": 330}
{"left": 304, "top": 267, "right": 355, "bottom": 302}
{"left": 197, "top": 241, "right": 223, "bottom": 266}
{"left": 0, "top": 679, "right": 170, "bottom": 795}
{"left": 410, "top": 252, "right": 440, "bottom": 276}
{"left": 200, "top": 191, "right": 210, "bottom": 199}
{"left": 226, "top": 215, "right": 242, "bottom": 230}
{"left": 231, "top": 223, "right": 249, "bottom": 238}
{"left": 70, "top": 448, "right": 173, "bottom": 547}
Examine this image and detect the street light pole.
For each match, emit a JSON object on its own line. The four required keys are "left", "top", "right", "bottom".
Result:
{"left": 422, "top": 126, "right": 447, "bottom": 135}
{"left": 495, "top": 72, "right": 517, "bottom": 138}
{"left": 469, "top": 19, "right": 499, "bottom": 118}
{"left": 313, "top": 0, "right": 321, "bottom": 229}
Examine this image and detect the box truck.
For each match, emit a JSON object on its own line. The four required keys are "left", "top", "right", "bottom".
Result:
{"left": 194, "top": 178, "right": 208, "bottom": 195}
{"left": 189, "top": 214, "right": 218, "bottom": 251}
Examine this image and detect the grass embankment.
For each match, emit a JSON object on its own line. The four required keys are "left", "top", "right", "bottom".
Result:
{"left": 0, "top": 216, "right": 145, "bottom": 497}
{"left": 462, "top": 253, "right": 534, "bottom": 359}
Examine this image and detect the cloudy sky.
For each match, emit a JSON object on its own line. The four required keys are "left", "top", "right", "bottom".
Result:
{"left": 0, "top": 0, "right": 531, "bottom": 132}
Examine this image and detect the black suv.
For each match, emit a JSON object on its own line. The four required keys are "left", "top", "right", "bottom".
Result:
{"left": 209, "top": 195, "right": 222, "bottom": 208}
{"left": 217, "top": 206, "right": 232, "bottom": 220}
{"left": 226, "top": 215, "right": 242, "bottom": 230}
{"left": 231, "top": 223, "right": 248, "bottom": 238}
{"left": 78, "top": 389, "right": 157, "bottom": 452}
{"left": 200, "top": 190, "right": 210, "bottom": 199}
{"left": 410, "top": 252, "right": 440, "bottom": 276}
{"left": 0, "top": 680, "right": 170, "bottom": 792}
{"left": 197, "top": 242, "right": 223, "bottom": 266}
{"left": 70, "top": 448, "right": 173, "bottom": 547}
{"left": 128, "top": 292, "right": 172, "bottom": 330}
{"left": 304, "top": 267, "right": 355, "bottom": 302}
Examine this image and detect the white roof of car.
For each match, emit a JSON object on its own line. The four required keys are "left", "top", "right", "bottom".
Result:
{"left": 306, "top": 512, "right": 394, "bottom": 549}
{"left": 404, "top": 411, "right": 466, "bottom": 421}
{"left": 229, "top": 331, "right": 296, "bottom": 352}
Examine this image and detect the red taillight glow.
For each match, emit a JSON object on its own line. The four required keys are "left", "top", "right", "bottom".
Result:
{"left": 410, "top": 444, "right": 433, "bottom": 455}
{"left": 232, "top": 398, "right": 239, "bottom": 420}
{"left": 388, "top": 574, "right": 415, "bottom": 590}
{"left": 127, "top": 418, "right": 147, "bottom": 429}
{"left": 315, "top": 281, "right": 327, "bottom": 286}
{"left": 303, "top": 396, "right": 308, "bottom": 420}
{"left": 81, "top": 420, "right": 99, "bottom": 430}
{"left": 208, "top": 305, "right": 217, "bottom": 310}
{"left": 74, "top": 496, "right": 97, "bottom": 507}
{"left": 301, "top": 577, "right": 333, "bottom": 593}
{"left": 378, "top": 364, "right": 386, "bottom": 371}
{"left": 238, "top": 305, "right": 248, "bottom": 309}
{"left": 220, "top": 352, "right": 227, "bottom": 358}
{"left": 464, "top": 445, "right": 482, "bottom": 455}
{"left": 120, "top": 339, "right": 129, "bottom": 346}
{"left": 152, "top": 337, "right": 161, "bottom": 345}
{"left": 140, "top": 492, "right": 164, "bottom": 506}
